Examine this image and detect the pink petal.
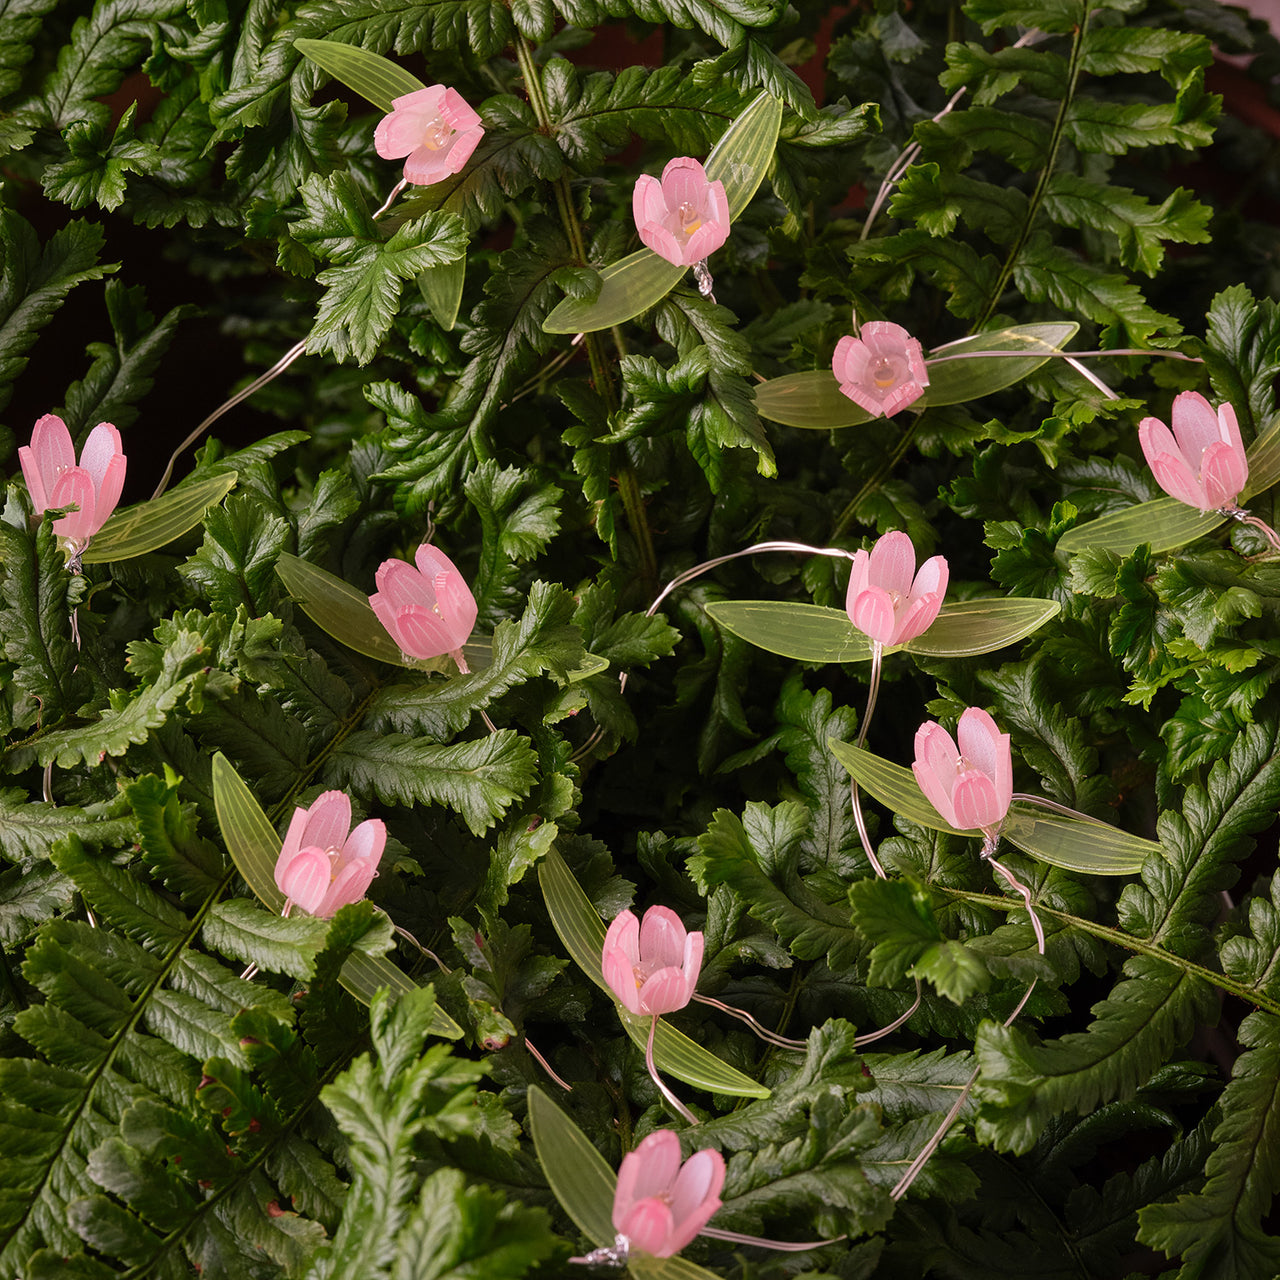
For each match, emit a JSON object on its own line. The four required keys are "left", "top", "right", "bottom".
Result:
{"left": 832, "top": 335, "right": 870, "bottom": 386}
{"left": 18, "top": 446, "right": 48, "bottom": 512}
{"left": 439, "top": 87, "right": 482, "bottom": 132}
{"left": 705, "top": 179, "right": 729, "bottom": 227}
{"left": 1218, "top": 400, "right": 1245, "bottom": 459}
{"left": 29, "top": 414, "right": 74, "bottom": 485}
{"left": 394, "top": 604, "right": 463, "bottom": 659}
{"left": 1200, "top": 439, "right": 1247, "bottom": 508}
{"left": 615, "top": 1131, "right": 682, "bottom": 1218}
{"left": 910, "top": 554, "right": 949, "bottom": 602}
{"left": 603, "top": 945, "right": 643, "bottom": 1014}
{"left": 893, "top": 591, "right": 944, "bottom": 645}
{"left": 659, "top": 157, "right": 711, "bottom": 210}
{"left": 276, "top": 806, "right": 311, "bottom": 884}
{"left": 49, "top": 468, "right": 95, "bottom": 540}
{"left": 633, "top": 175, "right": 669, "bottom": 229}
{"left": 850, "top": 586, "right": 897, "bottom": 645}
{"left": 336, "top": 818, "right": 386, "bottom": 872}
{"left": 444, "top": 127, "right": 483, "bottom": 174}
{"left": 370, "top": 593, "right": 402, "bottom": 644}
{"left": 618, "top": 1198, "right": 677, "bottom": 1256}
{"left": 638, "top": 905, "right": 687, "bottom": 968}
{"left": 430, "top": 571, "right": 478, "bottom": 646}
{"left": 79, "top": 423, "right": 123, "bottom": 489}
{"left": 300, "top": 791, "right": 352, "bottom": 854}
{"left": 845, "top": 549, "right": 871, "bottom": 614}
{"left": 636, "top": 966, "right": 695, "bottom": 1015}
{"left": 278, "top": 847, "right": 331, "bottom": 915}
{"left": 1169, "top": 391, "right": 1225, "bottom": 464}
{"left": 668, "top": 1149, "right": 725, "bottom": 1249}
{"left": 862, "top": 320, "right": 911, "bottom": 355}
{"left": 952, "top": 771, "right": 1003, "bottom": 831}
{"left": 913, "top": 722, "right": 961, "bottom": 827}
{"left": 879, "top": 379, "right": 926, "bottom": 416}
{"left": 683, "top": 221, "right": 729, "bottom": 262}
{"left": 637, "top": 222, "right": 685, "bottom": 265}
{"left": 316, "top": 858, "right": 377, "bottom": 917}
{"left": 404, "top": 145, "right": 456, "bottom": 186}
{"left": 375, "top": 86, "right": 447, "bottom": 158}
{"left": 1150, "top": 452, "right": 1209, "bottom": 510}
{"left": 376, "top": 557, "right": 431, "bottom": 611}
{"left": 836, "top": 380, "right": 887, "bottom": 417}
{"left": 867, "top": 530, "right": 915, "bottom": 596}
{"left": 681, "top": 928, "right": 704, "bottom": 989}
{"left": 93, "top": 454, "right": 127, "bottom": 531}
{"left": 956, "top": 707, "right": 1002, "bottom": 777}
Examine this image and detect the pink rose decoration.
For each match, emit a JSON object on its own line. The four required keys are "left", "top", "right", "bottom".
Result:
{"left": 846, "top": 530, "right": 948, "bottom": 647}
{"left": 273, "top": 790, "right": 385, "bottom": 918}
{"left": 374, "top": 85, "right": 484, "bottom": 186}
{"left": 602, "top": 906, "right": 703, "bottom": 1017}
{"left": 632, "top": 158, "right": 730, "bottom": 267}
{"left": 1138, "top": 391, "right": 1247, "bottom": 513}
{"left": 612, "top": 1131, "right": 725, "bottom": 1258}
{"left": 369, "top": 543, "right": 478, "bottom": 672}
{"left": 913, "top": 707, "right": 1013, "bottom": 835}
{"left": 832, "top": 322, "right": 929, "bottom": 417}
{"left": 19, "top": 413, "right": 126, "bottom": 546}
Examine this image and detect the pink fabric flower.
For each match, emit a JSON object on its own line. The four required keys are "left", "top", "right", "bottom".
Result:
{"left": 913, "top": 707, "right": 1013, "bottom": 835}
{"left": 19, "top": 414, "right": 126, "bottom": 545}
{"left": 832, "top": 322, "right": 929, "bottom": 417}
{"left": 273, "top": 790, "right": 385, "bottom": 918}
{"left": 846, "top": 531, "right": 948, "bottom": 647}
{"left": 374, "top": 85, "right": 484, "bottom": 186}
{"left": 1138, "top": 391, "right": 1247, "bottom": 513}
{"left": 612, "top": 1130, "right": 725, "bottom": 1257}
{"left": 602, "top": 906, "right": 703, "bottom": 1017}
{"left": 369, "top": 543, "right": 478, "bottom": 671}
{"left": 632, "top": 158, "right": 730, "bottom": 267}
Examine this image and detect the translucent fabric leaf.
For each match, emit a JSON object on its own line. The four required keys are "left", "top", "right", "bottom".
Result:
{"left": 1057, "top": 411, "right": 1280, "bottom": 558}
{"left": 80, "top": 473, "right": 237, "bottom": 563}
{"left": 543, "top": 91, "right": 782, "bottom": 334}
{"left": 294, "top": 38, "right": 425, "bottom": 113}
{"left": 538, "top": 846, "right": 770, "bottom": 1098}
{"left": 527, "top": 1088, "right": 722, "bottom": 1280}
{"left": 210, "top": 753, "right": 463, "bottom": 1036}
{"left": 829, "top": 741, "right": 1154, "bottom": 874}
{"left": 418, "top": 257, "right": 466, "bottom": 331}
{"left": 705, "top": 597, "right": 1059, "bottom": 661}
{"left": 755, "top": 322, "right": 1080, "bottom": 428}
{"left": 275, "top": 551, "right": 490, "bottom": 674}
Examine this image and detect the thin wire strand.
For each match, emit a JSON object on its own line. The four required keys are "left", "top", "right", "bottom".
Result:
{"left": 889, "top": 976, "right": 1038, "bottom": 1200}
{"left": 698, "top": 1225, "right": 845, "bottom": 1251}
{"left": 853, "top": 977, "right": 923, "bottom": 1048}
{"left": 986, "top": 854, "right": 1047, "bottom": 955}
{"left": 692, "top": 993, "right": 808, "bottom": 1050}
{"left": 645, "top": 1015, "right": 698, "bottom": 1125}
{"left": 848, "top": 641, "right": 887, "bottom": 877}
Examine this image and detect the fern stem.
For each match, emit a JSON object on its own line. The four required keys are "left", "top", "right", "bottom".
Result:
{"left": 945, "top": 886, "right": 1280, "bottom": 1017}
{"left": 830, "top": 414, "right": 921, "bottom": 540}
{"left": 974, "top": 16, "right": 1089, "bottom": 331}
{"left": 511, "top": 33, "right": 657, "bottom": 584}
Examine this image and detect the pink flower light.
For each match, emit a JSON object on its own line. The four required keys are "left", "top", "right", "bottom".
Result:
{"left": 602, "top": 906, "right": 703, "bottom": 1017}
{"left": 273, "top": 790, "right": 386, "bottom": 918}
{"left": 913, "top": 707, "right": 1013, "bottom": 835}
{"left": 632, "top": 158, "right": 730, "bottom": 267}
{"left": 846, "top": 531, "right": 948, "bottom": 647}
{"left": 832, "top": 322, "right": 929, "bottom": 418}
{"left": 369, "top": 543, "right": 478, "bottom": 672}
{"left": 19, "top": 414, "right": 126, "bottom": 546}
{"left": 612, "top": 1131, "right": 725, "bottom": 1258}
{"left": 1138, "top": 391, "right": 1247, "bottom": 513}
{"left": 374, "top": 85, "right": 484, "bottom": 187}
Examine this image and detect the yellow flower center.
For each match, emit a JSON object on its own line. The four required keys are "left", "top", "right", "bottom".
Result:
{"left": 421, "top": 118, "right": 454, "bottom": 151}
{"left": 677, "top": 201, "right": 702, "bottom": 236}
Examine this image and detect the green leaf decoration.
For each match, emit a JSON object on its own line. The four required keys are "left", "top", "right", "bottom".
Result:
{"left": 275, "top": 551, "right": 490, "bottom": 674}
{"left": 829, "top": 741, "right": 1154, "bottom": 874}
{"left": 527, "top": 1086, "right": 617, "bottom": 1249}
{"left": 418, "top": 257, "right": 466, "bottom": 331}
{"left": 705, "top": 597, "right": 1059, "bottom": 662}
{"left": 80, "top": 472, "right": 238, "bottom": 564}
{"left": 538, "top": 846, "right": 770, "bottom": 1098}
{"left": 293, "top": 38, "right": 425, "bottom": 113}
{"left": 210, "top": 753, "right": 462, "bottom": 1037}
{"left": 754, "top": 322, "right": 1080, "bottom": 428}
{"left": 543, "top": 91, "right": 782, "bottom": 335}
{"left": 1055, "top": 496, "right": 1226, "bottom": 558}
{"left": 1057, "top": 412, "right": 1280, "bottom": 559}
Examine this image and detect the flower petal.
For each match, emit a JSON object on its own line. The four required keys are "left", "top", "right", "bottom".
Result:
{"left": 850, "top": 586, "right": 897, "bottom": 645}
{"left": 278, "top": 847, "right": 331, "bottom": 915}
{"left": 638, "top": 905, "right": 687, "bottom": 968}
{"left": 867, "top": 530, "right": 915, "bottom": 597}
{"left": 49, "top": 468, "right": 95, "bottom": 540}
{"left": 637, "top": 966, "right": 696, "bottom": 1015}
{"left": 336, "top": 818, "right": 386, "bottom": 872}
{"left": 618, "top": 1198, "right": 677, "bottom": 1256}
{"left": 1200, "top": 439, "right": 1247, "bottom": 508}
{"left": 316, "top": 858, "right": 377, "bottom": 917}
{"left": 300, "top": 790, "right": 353, "bottom": 854}
{"left": 952, "top": 771, "right": 1002, "bottom": 831}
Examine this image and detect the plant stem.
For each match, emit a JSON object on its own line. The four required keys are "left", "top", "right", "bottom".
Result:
{"left": 973, "top": 15, "right": 1089, "bottom": 330}
{"left": 511, "top": 33, "right": 657, "bottom": 583}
